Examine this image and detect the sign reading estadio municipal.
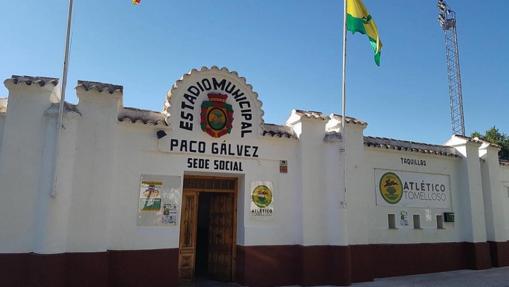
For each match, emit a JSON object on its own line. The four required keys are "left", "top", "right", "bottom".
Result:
{"left": 164, "top": 66, "right": 263, "bottom": 140}
{"left": 161, "top": 67, "right": 266, "bottom": 173}
{"left": 374, "top": 169, "right": 451, "bottom": 209}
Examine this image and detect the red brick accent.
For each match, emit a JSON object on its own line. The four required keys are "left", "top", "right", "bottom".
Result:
{"left": 0, "top": 242, "right": 501, "bottom": 287}
{"left": 0, "top": 249, "right": 178, "bottom": 287}
{"left": 489, "top": 241, "right": 509, "bottom": 267}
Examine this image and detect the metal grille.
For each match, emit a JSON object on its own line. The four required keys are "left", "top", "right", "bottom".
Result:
{"left": 183, "top": 177, "right": 236, "bottom": 190}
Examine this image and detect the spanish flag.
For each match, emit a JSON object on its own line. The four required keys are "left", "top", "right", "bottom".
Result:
{"left": 346, "top": 0, "right": 382, "bottom": 66}
{"left": 132, "top": 0, "right": 141, "bottom": 5}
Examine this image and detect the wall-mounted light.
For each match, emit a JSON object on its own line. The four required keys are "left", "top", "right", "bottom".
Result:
{"left": 156, "top": 130, "right": 167, "bottom": 139}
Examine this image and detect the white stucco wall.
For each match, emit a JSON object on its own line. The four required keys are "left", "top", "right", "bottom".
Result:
{"left": 1, "top": 71, "right": 509, "bottom": 256}
{"left": 107, "top": 121, "right": 304, "bottom": 250}
{"left": 0, "top": 114, "right": 5, "bottom": 152}
{"left": 499, "top": 166, "right": 509, "bottom": 240}
{"left": 36, "top": 108, "right": 79, "bottom": 254}
{"left": 360, "top": 149, "right": 461, "bottom": 244}
{"left": 0, "top": 82, "right": 57, "bottom": 253}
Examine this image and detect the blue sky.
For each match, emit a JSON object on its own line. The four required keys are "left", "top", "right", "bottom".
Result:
{"left": 1, "top": 0, "right": 508, "bottom": 144}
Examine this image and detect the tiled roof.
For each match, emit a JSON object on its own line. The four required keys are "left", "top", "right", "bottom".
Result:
{"left": 118, "top": 108, "right": 296, "bottom": 135}
{"left": 294, "top": 110, "right": 328, "bottom": 120}
{"left": 454, "top": 135, "right": 484, "bottom": 144}
{"left": 59, "top": 102, "right": 80, "bottom": 114}
{"left": 9, "top": 75, "right": 58, "bottom": 87}
{"left": 77, "top": 80, "right": 123, "bottom": 94}
{"left": 453, "top": 134, "right": 480, "bottom": 143}
{"left": 262, "top": 123, "right": 296, "bottom": 139}
{"left": 452, "top": 134, "right": 500, "bottom": 148}
{"left": 472, "top": 137, "right": 501, "bottom": 148}
{"left": 364, "top": 136, "right": 459, "bottom": 157}
{"left": 45, "top": 102, "right": 81, "bottom": 116}
{"left": 64, "top": 102, "right": 80, "bottom": 114}
{"left": 118, "top": 107, "right": 167, "bottom": 126}
{"left": 330, "top": 114, "right": 367, "bottom": 126}
{"left": 324, "top": 131, "right": 342, "bottom": 142}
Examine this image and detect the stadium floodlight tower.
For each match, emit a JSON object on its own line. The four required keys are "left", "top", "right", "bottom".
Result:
{"left": 437, "top": 0, "right": 465, "bottom": 136}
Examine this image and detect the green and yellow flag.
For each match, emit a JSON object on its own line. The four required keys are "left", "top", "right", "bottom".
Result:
{"left": 346, "top": 0, "right": 382, "bottom": 66}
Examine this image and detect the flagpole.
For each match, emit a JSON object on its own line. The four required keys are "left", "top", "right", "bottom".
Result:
{"left": 51, "top": 0, "right": 74, "bottom": 198}
{"left": 341, "top": 0, "right": 347, "bottom": 131}
{"left": 341, "top": 0, "right": 348, "bottom": 203}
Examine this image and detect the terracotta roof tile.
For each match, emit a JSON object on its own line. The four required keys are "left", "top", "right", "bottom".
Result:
{"left": 262, "top": 123, "right": 296, "bottom": 139}
{"left": 330, "top": 114, "right": 367, "bottom": 126}
{"left": 118, "top": 107, "right": 167, "bottom": 126}
{"left": 9, "top": 75, "right": 58, "bottom": 87}
{"left": 364, "top": 136, "right": 459, "bottom": 157}
{"left": 294, "top": 109, "right": 328, "bottom": 120}
{"left": 77, "top": 80, "right": 123, "bottom": 94}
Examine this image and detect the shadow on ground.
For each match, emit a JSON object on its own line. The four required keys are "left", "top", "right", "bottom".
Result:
{"left": 177, "top": 267, "right": 509, "bottom": 287}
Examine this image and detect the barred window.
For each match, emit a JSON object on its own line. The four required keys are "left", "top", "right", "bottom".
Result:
{"left": 413, "top": 214, "right": 421, "bottom": 229}
{"left": 388, "top": 214, "right": 397, "bottom": 229}
{"left": 437, "top": 215, "right": 445, "bottom": 229}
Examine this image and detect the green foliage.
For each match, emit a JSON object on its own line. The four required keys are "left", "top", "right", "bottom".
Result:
{"left": 471, "top": 127, "right": 509, "bottom": 160}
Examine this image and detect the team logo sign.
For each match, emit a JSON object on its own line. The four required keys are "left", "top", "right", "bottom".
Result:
{"left": 379, "top": 172, "right": 403, "bottom": 204}
{"left": 250, "top": 182, "right": 273, "bottom": 216}
{"left": 251, "top": 185, "right": 273, "bottom": 208}
{"left": 200, "top": 93, "right": 234, "bottom": 138}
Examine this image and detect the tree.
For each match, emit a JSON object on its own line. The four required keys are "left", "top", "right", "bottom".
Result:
{"left": 472, "top": 127, "right": 509, "bottom": 160}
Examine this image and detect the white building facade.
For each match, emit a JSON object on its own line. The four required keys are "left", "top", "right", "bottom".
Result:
{"left": 0, "top": 67, "right": 508, "bottom": 287}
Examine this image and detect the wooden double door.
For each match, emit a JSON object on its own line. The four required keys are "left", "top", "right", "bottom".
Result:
{"left": 178, "top": 177, "right": 237, "bottom": 282}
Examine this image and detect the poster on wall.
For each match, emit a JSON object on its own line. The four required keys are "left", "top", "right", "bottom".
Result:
{"left": 250, "top": 181, "right": 274, "bottom": 217}
{"left": 137, "top": 175, "right": 181, "bottom": 226}
{"left": 399, "top": 210, "right": 409, "bottom": 227}
{"left": 139, "top": 181, "right": 162, "bottom": 211}
{"left": 375, "top": 169, "right": 451, "bottom": 209}
{"left": 425, "top": 209, "right": 432, "bottom": 222}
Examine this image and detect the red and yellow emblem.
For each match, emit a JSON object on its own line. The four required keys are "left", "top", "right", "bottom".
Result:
{"left": 200, "top": 93, "right": 233, "bottom": 138}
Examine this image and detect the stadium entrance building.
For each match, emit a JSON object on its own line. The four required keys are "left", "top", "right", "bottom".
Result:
{"left": 1, "top": 67, "right": 509, "bottom": 287}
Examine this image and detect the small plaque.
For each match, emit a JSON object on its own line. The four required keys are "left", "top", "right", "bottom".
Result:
{"left": 279, "top": 160, "right": 288, "bottom": 173}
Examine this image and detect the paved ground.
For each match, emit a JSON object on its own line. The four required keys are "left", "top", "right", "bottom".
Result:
{"left": 352, "top": 267, "right": 509, "bottom": 287}
{"left": 181, "top": 267, "right": 509, "bottom": 286}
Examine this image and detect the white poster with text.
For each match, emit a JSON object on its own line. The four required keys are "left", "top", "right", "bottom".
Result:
{"left": 375, "top": 169, "right": 451, "bottom": 209}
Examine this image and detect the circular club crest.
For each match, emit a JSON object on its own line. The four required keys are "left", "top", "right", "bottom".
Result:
{"left": 207, "top": 107, "right": 227, "bottom": 131}
{"left": 379, "top": 172, "right": 403, "bottom": 204}
{"left": 201, "top": 93, "right": 234, "bottom": 138}
{"left": 251, "top": 185, "right": 273, "bottom": 208}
